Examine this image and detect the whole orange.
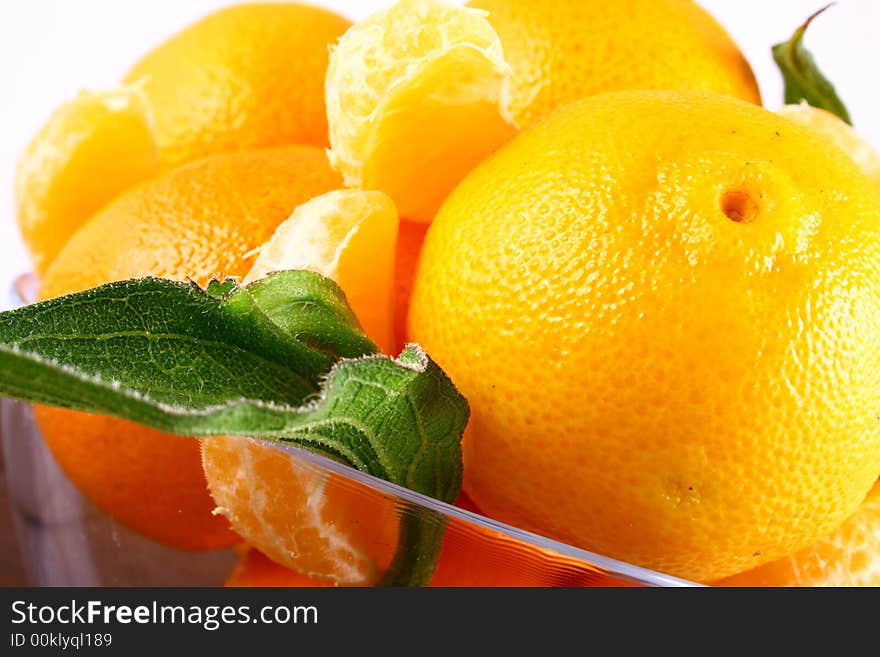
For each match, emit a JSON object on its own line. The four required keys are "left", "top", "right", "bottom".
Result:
{"left": 124, "top": 3, "right": 351, "bottom": 169}
{"left": 468, "top": 0, "right": 761, "bottom": 127}
{"left": 36, "top": 145, "right": 342, "bottom": 550}
{"left": 408, "top": 90, "right": 880, "bottom": 583}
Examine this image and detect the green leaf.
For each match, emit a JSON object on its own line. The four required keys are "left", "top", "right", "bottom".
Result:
{"left": 0, "top": 272, "right": 468, "bottom": 585}
{"left": 0, "top": 275, "right": 330, "bottom": 417}
{"left": 772, "top": 4, "right": 852, "bottom": 124}
{"left": 244, "top": 271, "right": 377, "bottom": 361}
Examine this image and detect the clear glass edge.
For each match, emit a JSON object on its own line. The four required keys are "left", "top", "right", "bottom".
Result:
{"left": 5, "top": 272, "right": 701, "bottom": 588}
{"left": 255, "top": 437, "right": 701, "bottom": 587}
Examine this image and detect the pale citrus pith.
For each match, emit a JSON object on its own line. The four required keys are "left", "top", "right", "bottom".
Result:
{"left": 408, "top": 90, "right": 880, "bottom": 583}
{"left": 717, "top": 481, "right": 880, "bottom": 587}
{"left": 14, "top": 87, "right": 158, "bottom": 275}
{"left": 125, "top": 3, "right": 351, "bottom": 169}
{"left": 468, "top": 0, "right": 761, "bottom": 127}
{"left": 35, "top": 145, "right": 342, "bottom": 550}
{"left": 326, "top": 0, "right": 516, "bottom": 223}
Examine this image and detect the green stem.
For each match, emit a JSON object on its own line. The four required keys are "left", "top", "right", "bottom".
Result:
{"left": 379, "top": 508, "right": 448, "bottom": 586}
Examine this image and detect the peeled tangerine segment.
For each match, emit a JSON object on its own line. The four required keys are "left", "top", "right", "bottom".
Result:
{"left": 202, "top": 435, "right": 400, "bottom": 586}
{"left": 14, "top": 86, "right": 158, "bottom": 275}
{"left": 325, "top": 0, "right": 516, "bottom": 223}
{"left": 244, "top": 189, "right": 399, "bottom": 354}
{"left": 206, "top": 189, "right": 400, "bottom": 586}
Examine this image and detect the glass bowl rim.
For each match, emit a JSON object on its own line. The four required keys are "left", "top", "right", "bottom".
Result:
{"left": 5, "top": 271, "right": 701, "bottom": 588}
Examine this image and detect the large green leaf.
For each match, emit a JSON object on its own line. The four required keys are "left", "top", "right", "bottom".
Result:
{"left": 0, "top": 271, "right": 468, "bottom": 585}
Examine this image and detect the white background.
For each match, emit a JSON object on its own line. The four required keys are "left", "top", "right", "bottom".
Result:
{"left": 1, "top": 0, "right": 878, "bottom": 309}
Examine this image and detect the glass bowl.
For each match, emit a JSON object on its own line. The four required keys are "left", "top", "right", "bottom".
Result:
{"left": 1, "top": 273, "right": 698, "bottom": 587}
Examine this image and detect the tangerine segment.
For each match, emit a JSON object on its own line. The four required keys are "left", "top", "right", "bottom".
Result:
{"left": 244, "top": 189, "right": 399, "bottom": 354}
{"left": 204, "top": 188, "right": 401, "bottom": 582}
{"left": 717, "top": 482, "right": 880, "bottom": 587}
{"left": 14, "top": 87, "right": 159, "bottom": 275}
{"left": 326, "top": 0, "right": 516, "bottom": 223}
{"left": 36, "top": 145, "right": 341, "bottom": 550}
{"left": 469, "top": 0, "right": 761, "bottom": 128}
{"left": 203, "top": 437, "right": 399, "bottom": 586}
{"left": 408, "top": 90, "right": 880, "bottom": 583}
{"left": 124, "top": 3, "right": 351, "bottom": 169}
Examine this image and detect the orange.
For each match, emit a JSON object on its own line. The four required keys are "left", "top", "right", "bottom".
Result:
{"left": 408, "top": 90, "right": 880, "bottom": 583}
{"left": 14, "top": 87, "right": 158, "bottom": 275}
{"left": 468, "top": 0, "right": 762, "bottom": 128}
{"left": 35, "top": 145, "right": 342, "bottom": 549}
{"left": 325, "top": 0, "right": 516, "bottom": 223}
{"left": 393, "top": 220, "right": 430, "bottom": 353}
{"left": 125, "top": 3, "right": 351, "bottom": 170}
{"left": 717, "top": 481, "right": 880, "bottom": 587}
